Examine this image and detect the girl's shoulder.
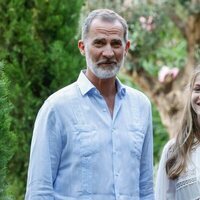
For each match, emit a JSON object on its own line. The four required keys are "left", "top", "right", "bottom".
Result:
{"left": 162, "top": 138, "right": 176, "bottom": 157}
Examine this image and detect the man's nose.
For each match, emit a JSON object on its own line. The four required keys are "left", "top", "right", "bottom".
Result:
{"left": 102, "top": 45, "right": 114, "bottom": 58}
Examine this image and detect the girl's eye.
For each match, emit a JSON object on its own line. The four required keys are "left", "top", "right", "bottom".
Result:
{"left": 193, "top": 87, "right": 200, "bottom": 92}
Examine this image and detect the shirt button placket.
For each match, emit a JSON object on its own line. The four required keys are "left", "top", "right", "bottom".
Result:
{"left": 112, "top": 127, "right": 120, "bottom": 199}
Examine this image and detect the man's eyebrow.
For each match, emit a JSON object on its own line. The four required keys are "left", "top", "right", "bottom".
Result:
{"left": 93, "top": 38, "right": 106, "bottom": 43}
{"left": 111, "top": 39, "right": 122, "bottom": 43}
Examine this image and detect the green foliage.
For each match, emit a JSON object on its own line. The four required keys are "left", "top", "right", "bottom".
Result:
{"left": 0, "top": 62, "right": 16, "bottom": 200}
{"left": 152, "top": 104, "right": 169, "bottom": 164}
{"left": 0, "top": 0, "right": 84, "bottom": 198}
{"left": 177, "top": 0, "right": 200, "bottom": 14}
{"left": 127, "top": 3, "right": 187, "bottom": 75}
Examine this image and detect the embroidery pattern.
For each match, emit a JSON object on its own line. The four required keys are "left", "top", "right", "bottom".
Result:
{"left": 176, "top": 177, "right": 197, "bottom": 190}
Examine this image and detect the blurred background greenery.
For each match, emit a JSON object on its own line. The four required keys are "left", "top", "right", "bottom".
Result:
{"left": 0, "top": 0, "right": 199, "bottom": 199}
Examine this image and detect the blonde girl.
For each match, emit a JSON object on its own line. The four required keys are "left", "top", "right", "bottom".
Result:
{"left": 155, "top": 67, "right": 200, "bottom": 200}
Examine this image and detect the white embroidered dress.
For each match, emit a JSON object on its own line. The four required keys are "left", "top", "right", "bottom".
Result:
{"left": 155, "top": 140, "right": 200, "bottom": 200}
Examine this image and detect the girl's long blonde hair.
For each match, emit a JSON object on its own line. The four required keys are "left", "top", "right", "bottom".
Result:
{"left": 166, "top": 67, "right": 200, "bottom": 179}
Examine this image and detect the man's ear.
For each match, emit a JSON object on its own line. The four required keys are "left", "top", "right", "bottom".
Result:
{"left": 124, "top": 40, "right": 130, "bottom": 55}
{"left": 78, "top": 40, "right": 85, "bottom": 56}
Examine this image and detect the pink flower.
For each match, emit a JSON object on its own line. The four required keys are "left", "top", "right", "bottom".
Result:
{"left": 147, "top": 16, "right": 154, "bottom": 24}
{"left": 171, "top": 68, "right": 179, "bottom": 79}
{"left": 158, "top": 66, "right": 170, "bottom": 83}
{"left": 158, "top": 66, "right": 179, "bottom": 83}
{"left": 139, "top": 16, "right": 156, "bottom": 32}
{"left": 139, "top": 16, "right": 146, "bottom": 23}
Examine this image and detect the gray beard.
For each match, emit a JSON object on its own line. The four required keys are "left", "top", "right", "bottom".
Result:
{"left": 89, "top": 64, "right": 120, "bottom": 79}
{"left": 86, "top": 57, "right": 124, "bottom": 79}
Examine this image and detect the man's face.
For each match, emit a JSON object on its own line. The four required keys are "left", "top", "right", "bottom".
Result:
{"left": 79, "top": 18, "right": 130, "bottom": 79}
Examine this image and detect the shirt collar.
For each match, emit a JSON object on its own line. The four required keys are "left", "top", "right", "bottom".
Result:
{"left": 77, "top": 70, "right": 96, "bottom": 96}
{"left": 115, "top": 77, "right": 126, "bottom": 98}
{"left": 77, "top": 70, "right": 126, "bottom": 97}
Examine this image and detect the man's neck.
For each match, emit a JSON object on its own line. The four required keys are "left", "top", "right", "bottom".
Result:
{"left": 85, "top": 69, "right": 117, "bottom": 97}
{"left": 85, "top": 70, "right": 117, "bottom": 118}
{"left": 95, "top": 78, "right": 117, "bottom": 97}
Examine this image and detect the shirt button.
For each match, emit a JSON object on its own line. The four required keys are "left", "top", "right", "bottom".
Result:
{"left": 103, "top": 109, "right": 106, "bottom": 112}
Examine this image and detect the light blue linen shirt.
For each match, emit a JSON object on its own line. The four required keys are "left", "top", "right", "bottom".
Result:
{"left": 25, "top": 70, "right": 154, "bottom": 200}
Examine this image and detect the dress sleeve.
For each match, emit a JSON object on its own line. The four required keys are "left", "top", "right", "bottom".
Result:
{"left": 155, "top": 140, "right": 176, "bottom": 200}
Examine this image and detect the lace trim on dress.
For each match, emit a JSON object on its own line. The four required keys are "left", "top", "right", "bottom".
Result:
{"left": 178, "top": 168, "right": 196, "bottom": 180}
{"left": 176, "top": 177, "right": 197, "bottom": 190}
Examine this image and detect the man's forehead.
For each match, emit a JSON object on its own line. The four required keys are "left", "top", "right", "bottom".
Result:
{"left": 92, "top": 37, "right": 123, "bottom": 43}
{"left": 88, "top": 18, "right": 124, "bottom": 36}
{"left": 91, "top": 18, "right": 123, "bottom": 27}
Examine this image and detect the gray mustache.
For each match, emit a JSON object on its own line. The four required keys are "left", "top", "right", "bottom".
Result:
{"left": 96, "top": 60, "right": 117, "bottom": 65}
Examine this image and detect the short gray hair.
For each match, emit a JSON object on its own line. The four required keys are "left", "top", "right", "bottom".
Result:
{"left": 81, "top": 9, "right": 128, "bottom": 42}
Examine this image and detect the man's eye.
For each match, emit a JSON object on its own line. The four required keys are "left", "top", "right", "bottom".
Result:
{"left": 94, "top": 41, "right": 104, "bottom": 47}
{"left": 112, "top": 42, "right": 122, "bottom": 48}
{"left": 113, "top": 44, "right": 121, "bottom": 48}
{"left": 94, "top": 43, "right": 103, "bottom": 47}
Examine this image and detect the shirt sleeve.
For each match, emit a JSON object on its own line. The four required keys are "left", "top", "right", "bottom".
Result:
{"left": 25, "top": 100, "right": 63, "bottom": 200}
{"left": 139, "top": 104, "right": 155, "bottom": 199}
{"left": 155, "top": 140, "right": 176, "bottom": 200}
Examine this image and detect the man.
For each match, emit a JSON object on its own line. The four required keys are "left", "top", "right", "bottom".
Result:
{"left": 25, "top": 9, "right": 154, "bottom": 200}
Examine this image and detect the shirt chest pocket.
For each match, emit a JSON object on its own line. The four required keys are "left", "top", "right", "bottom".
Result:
{"left": 128, "top": 129, "right": 145, "bottom": 160}
{"left": 74, "top": 124, "right": 100, "bottom": 157}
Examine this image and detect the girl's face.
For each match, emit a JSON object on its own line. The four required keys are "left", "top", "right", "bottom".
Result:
{"left": 191, "top": 75, "right": 200, "bottom": 118}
